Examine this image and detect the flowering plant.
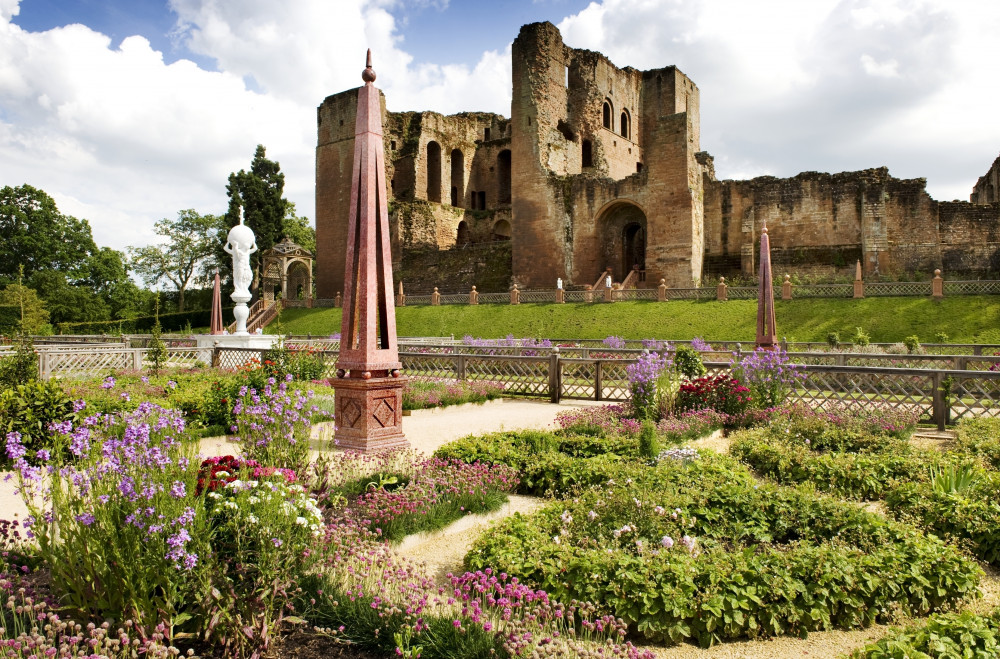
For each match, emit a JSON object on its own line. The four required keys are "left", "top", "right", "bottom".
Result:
{"left": 676, "top": 374, "right": 752, "bottom": 417}
{"left": 626, "top": 351, "right": 672, "bottom": 420}
{"left": 728, "top": 348, "right": 805, "bottom": 409}
{"left": 232, "top": 376, "right": 325, "bottom": 472}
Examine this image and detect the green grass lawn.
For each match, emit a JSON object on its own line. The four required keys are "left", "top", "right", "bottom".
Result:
{"left": 274, "top": 296, "right": 1000, "bottom": 344}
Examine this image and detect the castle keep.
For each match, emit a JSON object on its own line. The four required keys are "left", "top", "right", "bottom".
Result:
{"left": 315, "top": 22, "right": 1000, "bottom": 298}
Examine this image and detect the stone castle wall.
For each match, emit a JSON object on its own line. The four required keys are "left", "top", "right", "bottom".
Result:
{"left": 315, "top": 23, "right": 1000, "bottom": 299}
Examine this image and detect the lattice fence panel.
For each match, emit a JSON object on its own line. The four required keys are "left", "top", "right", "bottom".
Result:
{"left": 944, "top": 281, "right": 1000, "bottom": 296}
{"left": 405, "top": 295, "right": 433, "bottom": 306}
{"left": 216, "top": 349, "right": 264, "bottom": 371}
{"left": 787, "top": 370, "right": 934, "bottom": 421}
{"left": 951, "top": 374, "right": 1000, "bottom": 422}
{"left": 612, "top": 289, "right": 658, "bottom": 302}
{"left": 560, "top": 360, "right": 597, "bottom": 399}
{"left": 45, "top": 350, "right": 133, "bottom": 379}
{"left": 791, "top": 284, "right": 854, "bottom": 298}
{"left": 286, "top": 339, "right": 341, "bottom": 351}
{"left": 836, "top": 355, "right": 957, "bottom": 370}
{"left": 668, "top": 288, "right": 714, "bottom": 300}
{"left": 865, "top": 282, "right": 932, "bottom": 297}
{"left": 563, "top": 291, "right": 595, "bottom": 303}
{"left": 598, "top": 360, "right": 632, "bottom": 400}
{"left": 962, "top": 356, "right": 1000, "bottom": 372}
{"left": 162, "top": 348, "right": 213, "bottom": 369}
{"left": 726, "top": 286, "right": 758, "bottom": 300}
{"left": 477, "top": 293, "right": 509, "bottom": 304}
{"left": 439, "top": 294, "right": 467, "bottom": 305}
{"left": 466, "top": 356, "right": 549, "bottom": 396}
{"left": 401, "top": 353, "right": 458, "bottom": 380}
{"left": 518, "top": 290, "right": 556, "bottom": 303}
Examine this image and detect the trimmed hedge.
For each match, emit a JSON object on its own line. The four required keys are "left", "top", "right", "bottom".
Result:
{"left": 465, "top": 455, "right": 981, "bottom": 647}
{"left": 730, "top": 428, "right": 938, "bottom": 500}
{"left": 850, "top": 608, "right": 1000, "bottom": 659}
{"left": 952, "top": 417, "right": 1000, "bottom": 470}
{"left": 56, "top": 307, "right": 232, "bottom": 334}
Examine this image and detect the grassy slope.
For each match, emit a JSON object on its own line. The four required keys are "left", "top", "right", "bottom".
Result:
{"left": 275, "top": 296, "right": 1000, "bottom": 344}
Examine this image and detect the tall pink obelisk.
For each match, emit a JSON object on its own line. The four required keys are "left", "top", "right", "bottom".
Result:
{"left": 332, "top": 50, "right": 408, "bottom": 452}
{"left": 756, "top": 223, "right": 777, "bottom": 349}
{"left": 209, "top": 271, "right": 224, "bottom": 335}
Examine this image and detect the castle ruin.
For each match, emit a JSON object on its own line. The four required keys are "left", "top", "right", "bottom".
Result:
{"left": 315, "top": 22, "right": 1000, "bottom": 298}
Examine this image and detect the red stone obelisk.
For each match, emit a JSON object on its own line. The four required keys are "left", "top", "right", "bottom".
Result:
{"left": 332, "top": 50, "right": 408, "bottom": 452}
{"left": 756, "top": 223, "right": 777, "bottom": 349}
{"left": 209, "top": 271, "right": 224, "bottom": 335}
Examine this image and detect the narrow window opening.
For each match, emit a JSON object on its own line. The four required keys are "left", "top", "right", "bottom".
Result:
{"left": 426, "top": 141, "right": 441, "bottom": 203}
{"left": 497, "top": 150, "right": 512, "bottom": 204}
{"left": 602, "top": 101, "right": 612, "bottom": 130}
{"left": 478, "top": 191, "right": 486, "bottom": 210}
{"left": 390, "top": 140, "right": 396, "bottom": 150}
{"left": 484, "top": 127, "right": 491, "bottom": 141}
{"left": 636, "top": 162, "right": 643, "bottom": 173}
{"left": 582, "top": 140, "right": 593, "bottom": 168}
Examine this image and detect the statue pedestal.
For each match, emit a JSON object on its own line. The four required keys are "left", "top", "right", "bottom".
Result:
{"left": 332, "top": 375, "right": 408, "bottom": 452}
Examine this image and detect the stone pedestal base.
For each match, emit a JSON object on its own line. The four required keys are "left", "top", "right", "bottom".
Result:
{"left": 332, "top": 375, "right": 409, "bottom": 452}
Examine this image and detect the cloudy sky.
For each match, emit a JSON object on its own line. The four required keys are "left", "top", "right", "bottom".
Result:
{"left": 2, "top": 0, "right": 999, "bottom": 253}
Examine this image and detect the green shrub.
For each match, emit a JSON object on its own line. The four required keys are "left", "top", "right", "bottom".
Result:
{"left": 903, "top": 334, "right": 921, "bottom": 354}
{"left": 952, "top": 417, "right": 1000, "bottom": 470}
{"left": 638, "top": 421, "right": 659, "bottom": 459}
{"left": 853, "top": 326, "right": 871, "bottom": 346}
{"left": 672, "top": 344, "right": 706, "bottom": 379}
{"left": 850, "top": 608, "right": 1000, "bottom": 659}
{"left": 730, "top": 429, "right": 935, "bottom": 500}
{"left": 887, "top": 472, "right": 1000, "bottom": 565}
{"left": 0, "top": 334, "right": 38, "bottom": 387}
{"left": 467, "top": 460, "right": 981, "bottom": 647}
{"left": 0, "top": 379, "right": 80, "bottom": 465}
{"left": 826, "top": 331, "right": 840, "bottom": 348}
{"left": 935, "top": 331, "right": 950, "bottom": 343}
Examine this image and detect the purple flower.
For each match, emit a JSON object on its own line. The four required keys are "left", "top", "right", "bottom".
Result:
{"left": 661, "top": 535, "right": 674, "bottom": 549}
{"left": 170, "top": 481, "right": 186, "bottom": 499}
{"left": 36, "top": 449, "right": 50, "bottom": 462}
{"left": 100, "top": 376, "right": 116, "bottom": 390}
{"left": 75, "top": 513, "right": 95, "bottom": 526}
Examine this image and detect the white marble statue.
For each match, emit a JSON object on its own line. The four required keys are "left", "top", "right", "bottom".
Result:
{"left": 224, "top": 209, "right": 258, "bottom": 335}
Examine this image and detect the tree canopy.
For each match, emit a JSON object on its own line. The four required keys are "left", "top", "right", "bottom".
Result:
{"left": 0, "top": 184, "right": 98, "bottom": 284}
{"left": 128, "top": 210, "right": 220, "bottom": 312}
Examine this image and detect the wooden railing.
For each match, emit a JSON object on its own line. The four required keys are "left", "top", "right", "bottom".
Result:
{"left": 225, "top": 299, "right": 280, "bottom": 334}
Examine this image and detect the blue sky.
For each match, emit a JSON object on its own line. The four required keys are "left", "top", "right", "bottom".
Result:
{"left": 1, "top": 0, "right": 999, "bottom": 254}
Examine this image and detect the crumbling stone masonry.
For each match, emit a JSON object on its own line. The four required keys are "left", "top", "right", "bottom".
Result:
{"left": 315, "top": 22, "right": 1000, "bottom": 298}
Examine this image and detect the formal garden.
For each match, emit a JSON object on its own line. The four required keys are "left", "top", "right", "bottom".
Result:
{"left": 3, "top": 330, "right": 1000, "bottom": 659}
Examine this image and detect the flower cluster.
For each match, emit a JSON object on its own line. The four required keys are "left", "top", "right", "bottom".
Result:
{"left": 196, "top": 454, "right": 296, "bottom": 495}
{"left": 232, "top": 376, "right": 322, "bottom": 471}
{"left": 690, "top": 336, "right": 713, "bottom": 352}
{"left": 602, "top": 335, "right": 627, "bottom": 350}
{"left": 462, "top": 334, "right": 553, "bottom": 356}
{"left": 626, "top": 351, "right": 671, "bottom": 420}
{"left": 351, "top": 457, "right": 519, "bottom": 542}
{"left": 677, "top": 374, "right": 752, "bottom": 417}
{"left": 728, "top": 348, "right": 805, "bottom": 409}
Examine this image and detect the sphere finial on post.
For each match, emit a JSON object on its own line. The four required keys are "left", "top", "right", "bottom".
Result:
{"left": 362, "top": 49, "right": 376, "bottom": 83}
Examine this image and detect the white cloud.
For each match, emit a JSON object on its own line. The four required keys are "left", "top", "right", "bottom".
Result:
{"left": 0, "top": 0, "right": 997, "bottom": 260}
{"left": 557, "top": 0, "right": 1000, "bottom": 201}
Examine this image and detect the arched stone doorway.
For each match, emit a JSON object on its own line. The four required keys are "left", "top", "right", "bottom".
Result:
{"left": 597, "top": 202, "right": 647, "bottom": 282}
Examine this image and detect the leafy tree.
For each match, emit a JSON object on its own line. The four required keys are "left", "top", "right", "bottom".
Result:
{"left": 128, "top": 210, "right": 220, "bottom": 312}
{"left": 28, "top": 270, "right": 110, "bottom": 325}
{"left": 0, "top": 184, "right": 98, "bottom": 284}
{"left": 0, "top": 279, "right": 49, "bottom": 335}
{"left": 83, "top": 247, "right": 145, "bottom": 318}
{"left": 281, "top": 202, "right": 316, "bottom": 253}
{"left": 219, "top": 145, "right": 289, "bottom": 288}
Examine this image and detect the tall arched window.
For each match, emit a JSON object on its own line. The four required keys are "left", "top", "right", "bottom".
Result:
{"left": 497, "top": 150, "right": 512, "bottom": 204}
{"left": 620, "top": 110, "right": 630, "bottom": 139}
{"left": 426, "top": 141, "right": 441, "bottom": 203}
{"left": 582, "top": 139, "right": 593, "bottom": 168}
{"left": 457, "top": 221, "right": 471, "bottom": 246}
{"left": 602, "top": 99, "right": 613, "bottom": 130}
{"left": 450, "top": 148, "right": 464, "bottom": 208}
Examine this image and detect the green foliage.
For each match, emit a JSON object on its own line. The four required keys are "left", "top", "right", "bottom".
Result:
{"left": 887, "top": 473, "right": 1000, "bottom": 565}
{"left": 402, "top": 379, "right": 504, "bottom": 411}
{"left": 638, "top": 420, "right": 659, "bottom": 459}
{"left": 730, "top": 429, "right": 936, "bottom": 500}
{"left": 852, "top": 326, "right": 871, "bottom": 346}
{"left": 467, "top": 458, "right": 981, "bottom": 647}
{"left": 128, "top": 209, "right": 222, "bottom": 312}
{"left": 826, "top": 331, "right": 840, "bottom": 348}
{"left": 672, "top": 345, "right": 706, "bottom": 378}
{"left": 903, "top": 334, "right": 921, "bottom": 354}
{"left": 935, "top": 331, "right": 950, "bottom": 343}
{"left": 952, "top": 417, "right": 1000, "bottom": 470}
{"left": 280, "top": 202, "right": 316, "bottom": 253}
{"left": 0, "top": 379, "right": 79, "bottom": 465}
{"left": 0, "top": 281, "right": 49, "bottom": 334}
{"left": 0, "top": 333, "right": 38, "bottom": 387}
{"left": 929, "top": 462, "right": 980, "bottom": 494}
{"left": 0, "top": 184, "right": 98, "bottom": 284}
{"left": 851, "top": 608, "right": 1000, "bottom": 659}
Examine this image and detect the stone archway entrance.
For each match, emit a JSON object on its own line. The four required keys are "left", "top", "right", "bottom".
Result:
{"left": 598, "top": 202, "right": 647, "bottom": 282}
